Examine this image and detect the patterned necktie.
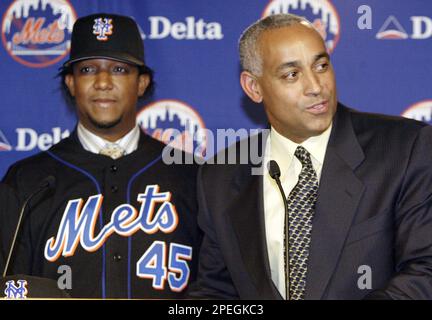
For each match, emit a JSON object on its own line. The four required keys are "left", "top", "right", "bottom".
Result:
{"left": 286, "top": 146, "right": 319, "bottom": 300}
{"left": 99, "top": 143, "right": 125, "bottom": 160}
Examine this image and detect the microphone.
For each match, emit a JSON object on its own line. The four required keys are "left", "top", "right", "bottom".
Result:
{"left": 2, "top": 175, "right": 56, "bottom": 278}
{"left": 267, "top": 160, "right": 290, "bottom": 300}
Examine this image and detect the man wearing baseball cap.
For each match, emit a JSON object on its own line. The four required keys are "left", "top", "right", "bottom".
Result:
{"left": 1, "top": 13, "right": 202, "bottom": 299}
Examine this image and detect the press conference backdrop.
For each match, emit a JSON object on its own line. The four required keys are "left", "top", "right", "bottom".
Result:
{"left": 1, "top": 0, "right": 431, "bottom": 177}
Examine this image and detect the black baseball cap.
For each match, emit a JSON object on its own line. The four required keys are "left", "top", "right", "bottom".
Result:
{"left": 62, "top": 13, "right": 146, "bottom": 69}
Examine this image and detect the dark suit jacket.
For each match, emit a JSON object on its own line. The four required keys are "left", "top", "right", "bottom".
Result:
{"left": 190, "top": 104, "right": 432, "bottom": 300}
{"left": 0, "top": 183, "right": 19, "bottom": 272}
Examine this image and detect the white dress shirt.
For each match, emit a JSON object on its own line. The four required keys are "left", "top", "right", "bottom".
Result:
{"left": 263, "top": 124, "right": 332, "bottom": 299}
{"left": 77, "top": 122, "right": 141, "bottom": 156}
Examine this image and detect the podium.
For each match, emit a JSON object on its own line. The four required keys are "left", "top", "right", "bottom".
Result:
{"left": 0, "top": 275, "right": 71, "bottom": 299}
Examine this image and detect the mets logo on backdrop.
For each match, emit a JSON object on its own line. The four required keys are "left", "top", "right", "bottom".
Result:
{"left": 1, "top": 0, "right": 77, "bottom": 68}
{"left": 262, "top": 0, "right": 340, "bottom": 53}
{"left": 137, "top": 100, "right": 207, "bottom": 157}
{"left": 401, "top": 100, "right": 432, "bottom": 125}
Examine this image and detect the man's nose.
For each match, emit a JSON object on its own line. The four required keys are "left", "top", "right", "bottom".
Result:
{"left": 303, "top": 71, "right": 322, "bottom": 96}
{"left": 93, "top": 71, "right": 113, "bottom": 90}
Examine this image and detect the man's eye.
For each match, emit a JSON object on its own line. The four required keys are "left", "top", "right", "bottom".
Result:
{"left": 80, "top": 66, "right": 94, "bottom": 73}
{"left": 113, "top": 66, "right": 127, "bottom": 73}
{"left": 316, "top": 63, "right": 329, "bottom": 72}
{"left": 283, "top": 71, "right": 298, "bottom": 80}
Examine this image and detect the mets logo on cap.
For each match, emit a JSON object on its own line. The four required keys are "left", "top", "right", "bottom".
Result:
{"left": 401, "top": 100, "right": 432, "bottom": 125}
{"left": 93, "top": 17, "right": 113, "bottom": 41}
{"left": 137, "top": 99, "right": 207, "bottom": 158}
{"left": 262, "top": 0, "right": 340, "bottom": 53}
{"left": 1, "top": 0, "right": 77, "bottom": 68}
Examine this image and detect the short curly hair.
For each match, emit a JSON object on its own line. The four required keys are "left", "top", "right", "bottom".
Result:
{"left": 239, "top": 14, "right": 311, "bottom": 76}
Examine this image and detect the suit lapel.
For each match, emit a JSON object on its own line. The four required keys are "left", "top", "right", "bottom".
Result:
{"left": 305, "top": 105, "right": 365, "bottom": 299}
{"left": 226, "top": 134, "right": 282, "bottom": 299}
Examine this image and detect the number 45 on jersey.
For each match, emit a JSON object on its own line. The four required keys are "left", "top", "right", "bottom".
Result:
{"left": 137, "top": 241, "right": 192, "bottom": 292}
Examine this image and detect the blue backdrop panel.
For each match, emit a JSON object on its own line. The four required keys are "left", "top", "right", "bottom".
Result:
{"left": 1, "top": 0, "right": 431, "bottom": 177}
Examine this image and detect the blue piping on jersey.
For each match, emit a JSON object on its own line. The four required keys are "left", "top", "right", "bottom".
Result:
{"left": 46, "top": 151, "right": 107, "bottom": 299}
{"left": 126, "top": 154, "right": 163, "bottom": 299}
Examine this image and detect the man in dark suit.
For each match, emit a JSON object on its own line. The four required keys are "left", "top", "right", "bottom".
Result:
{"left": 0, "top": 183, "right": 19, "bottom": 272}
{"left": 189, "top": 14, "right": 432, "bottom": 299}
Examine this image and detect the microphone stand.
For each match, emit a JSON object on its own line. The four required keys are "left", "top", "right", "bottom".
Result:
{"left": 268, "top": 160, "right": 290, "bottom": 300}
{"left": 2, "top": 176, "right": 55, "bottom": 278}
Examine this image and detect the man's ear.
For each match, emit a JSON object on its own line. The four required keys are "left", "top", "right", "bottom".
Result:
{"left": 64, "top": 74, "right": 75, "bottom": 97}
{"left": 138, "top": 74, "right": 150, "bottom": 97}
{"left": 240, "top": 71, "right": 263, "bottom": 103}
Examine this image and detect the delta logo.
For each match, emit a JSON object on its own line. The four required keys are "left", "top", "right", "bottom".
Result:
{"left": 1, "top": 0, "right": 77, "bottom": 68}
{"left": 376, "top": 16, "right": 408, "bottom": 40}
{"left": 262, "top": 0, "right": 341, "bottom": 53}
{"left": 0, "top": 130, "right": 12, "bottom": 151}
{"left": 401, "top": 100, "right": 432, "bottom": 125}
{"left": 0, "top": 127, "right": 70, "bottom": 152}
{"left": 376, "top": 15, "right": 432, "bottom": 40}
{"left": 137, "top": 99, "right": 207, "bottom": 158}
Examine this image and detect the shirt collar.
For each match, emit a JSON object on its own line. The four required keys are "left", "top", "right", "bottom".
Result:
{"left": 269, "top": 123, "right": 332, "bottom": 169}
{"left": 77, "top": 122, "right": 141, "bottom": 155}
